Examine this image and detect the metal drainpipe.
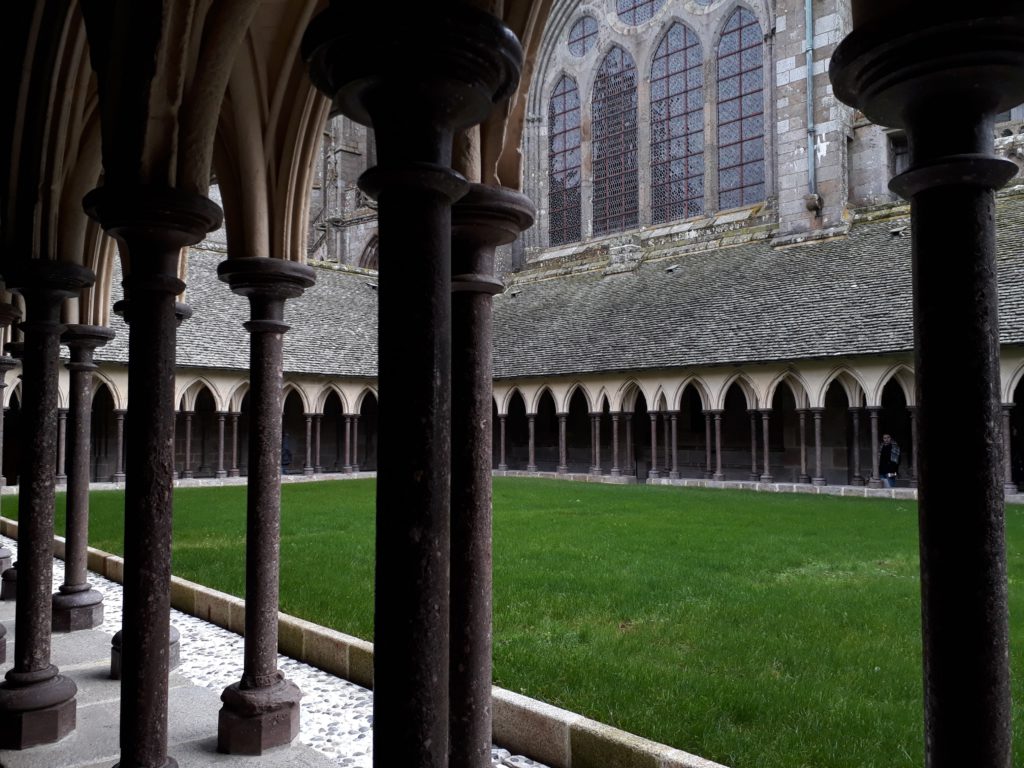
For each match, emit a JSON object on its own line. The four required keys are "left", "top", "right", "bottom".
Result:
{"left": 805, "top": 0, "right": 821, "bottom": 214}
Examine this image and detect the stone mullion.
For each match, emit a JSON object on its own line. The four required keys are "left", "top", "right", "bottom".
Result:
{"left": 625, "top": 414, "right": 634, "bottom": 474}
{"left": 526, "top": 415, "right": 537, "bottom": 472}
{"left": 351, "top": 415, "right": 360, "bottom": 471}
{"left": 182, "top": 411, "right": 194, "bottom": 479}
{"left": 344, "top": 415, "right": 353, "bottom": 472}
{"left": 229, "top": 412, "right": 240, "bottom": 478}
{"left": 217, "top": 259, "right": 313, "bottom": 754}
{"left": 314, "top": 414, "right": 323, "bottom": 473}
{"left": 748, "top": 410, "right": 758, "bottom": 480}
{"left": 0, "top": 262, "right": 91, "bottom": 748}
{"left": 53, "top": 325, "right": 113, "bottom": 633}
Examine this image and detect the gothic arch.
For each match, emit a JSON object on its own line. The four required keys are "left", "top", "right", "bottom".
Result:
{"left": 764, "top": 370, "right": 811, "bottom": 410}
{"left": 530, "top": 384, "right": 558, "bottom": 414}
{"left": 315, "top": 383, "right": 350, "bottom": 414}
{"left": 716, "top": 372, "right": 758, "bottom": 410}
{"left": 671, "top": 375, "right": 712, "bottom": 411}
{"left": 614, "top": 379, "right": 653, "bottom": 412}
{"left": 874, "top": 364, "right": 916, "bottom": 407}
{"left": 281, "top": 382, "right": 313, "bottom": 414}
{"left": 92, "top": 371, "right": 126, "bottom": 411}
{"left": 352, "top": 386, "right": 379, "bottom": 413}
{"left": 562, "top": 381, "right": 595, "bottom": 412}
{"left": 227, "top": 381, "right": 251, "bottom": 413}
{"left": 815, "top": 368, "right": 867, "bottom": 410}
{"left": 178, "top": 377, "right": 225, "bottom": 412}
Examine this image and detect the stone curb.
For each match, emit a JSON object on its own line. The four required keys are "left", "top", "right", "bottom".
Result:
{"left": 0, "top": 514, "right": 728, "bottom": 768}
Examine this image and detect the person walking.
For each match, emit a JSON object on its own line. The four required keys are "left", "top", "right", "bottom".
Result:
{"left": 878, "top": 433, "right": 901, "bottom": 488}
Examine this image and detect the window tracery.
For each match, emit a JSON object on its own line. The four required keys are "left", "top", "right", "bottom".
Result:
{"left": 568, "top": 16, "right": 598, "bottom": 57}
{"left": 592, "top": 46, "right": 639, "bottom": 235}
{"left": 548, "top": 75, "right": 583, "bottom": 245}
{"left": 616, "top": 0, "right": 667, "bottom": 25}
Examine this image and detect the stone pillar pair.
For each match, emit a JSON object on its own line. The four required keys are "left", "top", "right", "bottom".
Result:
{"left": 832, "top": 10, "right": 1023, "bottom": 762}
{"left": 304, "top": 7, "right": 525, "bottom": 767}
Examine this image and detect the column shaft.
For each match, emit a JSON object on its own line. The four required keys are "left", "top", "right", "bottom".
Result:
{"left": 648, "top": 414, "right": 659, "bottom": 479}
{"left": 56, "top": 410, "right": 67, "bottom": 483}
{"left": 760, "top": 411, "right": 772, "bottom": 482}
{"left": 216, "top": 413, "right": 227, "bottom": 478}
{"left": 611, "top": 413, "right": 620, "bottom": 476}
{"left": 498, "top": 415, "right": 507, "bottom": 470}
{"left": 812, "top": 409, "right": 825, "bottom": 485}
{"left": 527, "top": 416, "right": 536, "bottom": 471}
{"left": 114, "top": 410, "right": 126, "bottom": 481}
{"left": 557, "top": 414, "right": 568, "bottom": 473}
{"left": 713, "top": 411, "right": 724, "bottom": 480}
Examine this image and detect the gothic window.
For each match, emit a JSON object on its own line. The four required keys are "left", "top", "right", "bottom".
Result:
{"left": 568, "top": 16, "right": 598, "bottom": 57}
{"left": 548, "top": 75, "right": 582, "bottom": 246}
{"left": 717, "top": 7, "right": 765, "bottom": 209}
{"left": 593, "top": 46, "right": 639, "bottom": 235}
{"left": 616, "top": 0, "right": 666, "bottom": 25}
{"left": 651, "top": 22, "right": 704, "bottom": 224}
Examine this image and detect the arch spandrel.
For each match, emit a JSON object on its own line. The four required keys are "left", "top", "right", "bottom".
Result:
{"left": 814, "top": 367, "right": 868, "bottom": 410}
{"left": 715, "top": 372, "right": 759, "bottom": 410}
{"left": 671, "top": 376, "right": 712, "bottom": 411}
{"left": 764, "top": 370, "right": 811, "bottom": 410}
{"left": 352, "top": 385, "right": 379, "bottom": 414}
{"left": 562, "top": 381, "right": 595, "bottom": 412}
{"left": 177, "top": 376, "right": 227, "bottom": 412}
{"left": 873, "top": 364, "right": 916, "bottom": 408}
{"left": 315, "top": 383, "right": 350, "bottom": 414}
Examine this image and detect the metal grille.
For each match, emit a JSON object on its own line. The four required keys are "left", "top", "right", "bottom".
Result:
{"left": 717, "top": 8, "right": 765, "bottom": 209}
{"left": 568, "top": 16, "right": 598, "bottom": 57}
{"left": 593, "top": 46, "right": 639, "bottom": 236}
{"left": 651, "top": 22, "right": 704, "bottom": 224}
{"left": 616, "top": 0, "right": 666, "bottom": 25}
{"left": 548, "top": 75, "right": 582, "bottom": 246}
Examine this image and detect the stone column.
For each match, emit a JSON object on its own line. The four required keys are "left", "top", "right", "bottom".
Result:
{"left": 662, "top": 413, "right": 670, "bottom": 474}
{"left": 850, "top": 407, "right": 865, "bottom": 485}
{"left": 1003, "top": 406, "right": 1017, "bottom": 494}
{"left": 113, "top": 409, "right": 126, "bottom": 481}
{"left": 703, "top": 411, "right": 713, "bottom": 479}
{"left": 526, "top": 415, "right": 537, "bottom": 472}
{"left": 867, "top": 406, "right": 882, "bottom": 487}
{"left": 590, "top": 413, "right": 602, "bottom": 475}
{"left": 303, "top": 9, "right": 522, "bottom": 766}
{"left": 216, "top": 412, "right": 227, "bottom": 478}
{"left": 52, "top": 325, "right": 114, "bottom": 633}
{"left": 229, "top": 412, "right": 240, "bottom": 478}
{"left": 303, "top": 414, "right": 314, "bottom": 476}
{"left": 351, "top": 414, "right": 360, "bottom": 471}
{"left": 497, "top": 415, "right": 507, "bottom": 470}
{"left": 450, "top": 184, "right": 533, "bottom": 768}
{"left": 908, "top": 406, "right": 919, "bottom": 488}
{"left": 797, "top": 408, "right": 810, "bottom": 483}
{"left": 0, "top": 350, "right": 17, "bottom": 490}
{"left": 648, "top": 413, "right": 659, "bottom": 480}
{"left": 216, "top": 258, "right": 313, "bottom": 754}
{"left": 0, "top": 261, "right": 91, "bottom": 748}
{"left": 747, "top": 410, "right": 759, "bottom": 481}
{"left": 669, "top": 412, "right": 679, "bottom": 479}
{"left": 182, "top": 411, "right": 194, "bottom": 479}
{"left": 713, "top": 410, "right": 724, "bottom": 481}
{"left": 55, "top": 409, "right": 68, "bottom": 484}
{"left": 811, "top": 408, "right": 826, "bottom": 485}
{"left": 760, "top": 410, "right": 772, "bottom": 483}
{"left": 832, "top": 13, "right": 1023, "bottom": 762}
{"left": 610, "top": 413, "right": 620, "bottom": 476}
{"left": 85, "top": 184, "right": 221, "bottom": 768}
{"left": 343, "top": 414, "right": 353, "bottom": 472}
{"left": 556, "top": 413, "right": 568, "bottom": 474}
{"left": 625, "top": 414, "right": 634, "bottom": 474}
{"left": 314, "top": 414, "right": 323, "bottom": 473}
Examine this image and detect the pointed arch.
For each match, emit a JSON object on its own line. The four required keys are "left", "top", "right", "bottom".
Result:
{"left": 562, "top": 381, "right": 595, "bottom": 413}
{"left": 501, "top": 386, "right": 528, "bottom": 415}
{"left": 316, "top": 383, "right": 350, "bottom": 414}
{"left": 717, "top": 372, "right": 758, "bottom": 410}
{"left": 227, "top": 380, "right": 250, "bottom": 412}
{"left": 91, "top": 371, "right": 126, "bottom": 411}
{"left": 875, "top": 364, "right": 916, "bottom": 407}
{"left": 672, "top": 376, "right": 712, "bottom": 412}
{"left": 816, "top": 368, "right": 867, "bottom": 410}
{"left": 765, "top": 370, "right": 811, "bottom": 410}
{"left": 352, "top": 385, "right": 379, "bottom": 413}
{"left": 177, "top": 376, "right": 225, "bottom": 412}
{"left": 281, "top": 381, "right": 313, "bottom": 414}
{"left": 530, "top": 385, "right": 558, "bottom": 415}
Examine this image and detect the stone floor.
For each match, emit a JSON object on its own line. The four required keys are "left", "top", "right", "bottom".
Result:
{"left": 0, "top": 534, "right": 546, "bottom": 768}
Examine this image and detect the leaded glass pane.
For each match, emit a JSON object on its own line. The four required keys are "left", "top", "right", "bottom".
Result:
{"left": 616, "top": 0, "right": 666, "bottom": 25}
{"left": 568, "top": 16, "right": 599, "bottom": 57}
{"left": 717, "top": 8, "right": 765, "bottom": 209}
{"left": 593, "top": 46, "right": 640, "bottom": 235}
{"left": 548, "top": 75, "right": 582, "bottom": 245}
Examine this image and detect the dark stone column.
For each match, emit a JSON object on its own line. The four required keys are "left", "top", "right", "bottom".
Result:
{"left": 526, "top": 415, "right": 537, "bottom": 472}
{"left": 811, "top": 407, "right": 826, "bottom": 485}
{"left": 703, "top": 411, "right": 713, "bottom": 479}
{"left": 497, "top": 415, "right": 507, "bottom": 471}
{"left": 343, "top": 415, "right": 353, "bottom": 472}
{"left": 0, "top": 261, "right": 91, "bottom": 748}
{"left": 648, "top": 413, "right": 659, "bottom": 480}
{"left": 53, "top": 325, "right": 114, "bottom": 633}
{"left": 229, "top": 412, "right": 240, "bottom": 478}
{"left": 449, "top": 183, "right": 533, "bottom": 768}
{"left": 351, "top": 415, "right": 360, "bottom": 471}
{"left": 314, "top": 414, "right": 323, "bottom": 473}
{"left": 216, "top": 258, "right": 313, "bottom": 754}
{"left": 669, "top": 411, "right": 679, "bottom": 479}
{"left": 625, "top": 414, "right": 634, "bottom": 473}
{"left": 797, "top": 408, "right": 810, "bottom": 483}
{"left": 867, "top": 406, "right": 882, "bottom": 487}
{"left": 182, "top": 411, "right": 194, "bottom": 479}
{"left": 304, "top": 9, "right": 522, "bottom": 767}
{"left": 1002, "top": 406, "right": 1017, "bottom": 494}
{"left": 0, "top": 353, "right": 17, "bottom": 490}
{"left": 610, "top": 413, "right": 620, "bottom": 476}
{"left": 215, "top": 412, "right": 227, "bottom": 479}
{"left": 850, "top": 407, "right": 865, "bottom": 485}
{"left": 55, "top": 410, "right": 68, "bottom": 484}
{"left": 832, "top": 11, "right": 1024, "bottom": 763}
{"left": 760, "top": 410, "right": 772, "bottom": 483}
{"left": 85, "top": 184, "right": 221, "bottom": 768}
{"left": 591, "top": 413, "right": 602, "bottom": 476}
{"left": 662, "top": 413, "right": 671, "bottom": 475}
{"left": 302, "top": 414, "right": 314, "bottom": 476}
{"left": 712, "top": 410, "right": 724, "bottom": 481}
{"left": 747, "top": 410, "right": 759, "bottom": 481}
{"left": 556, "top": 413, "right": 568, "bottom": 474}
{"left": 909, "top": 406, "right": 919, "bottom": 488}
{"left": 113, "top": 409, "right": 126, "bottom": 482}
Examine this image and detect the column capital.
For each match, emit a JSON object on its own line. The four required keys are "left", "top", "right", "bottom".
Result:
{"left": 63, "top": 324, "right": 115, "bottom": 371}
{"left": 452, "top": 184, "right": 535, "bottom": 295}
{"left": 84, "top": 185, "right": 221, "bottom": 253}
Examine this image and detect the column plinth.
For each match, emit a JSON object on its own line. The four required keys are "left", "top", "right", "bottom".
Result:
{"left": 216, "top": 257, "right": 314, "bottom": 755}
{"left": 85, "top": 183, "right": 221, "bottom": 768}
{"left": 832, "top": 10, "right": 1024, "bottom": 763}
{"left": 53, "top": 325, "right": 115, "bottom": 632}
{"left": 0, "top": 260, "right": 93, "bottom": 748}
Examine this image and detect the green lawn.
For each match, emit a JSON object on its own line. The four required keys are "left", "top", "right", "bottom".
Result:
{"left": 10, "top": 479, "right": 1024, "bottom": 768}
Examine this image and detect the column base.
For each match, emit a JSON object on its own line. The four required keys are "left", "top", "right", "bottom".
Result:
{"left": 314, "top": 466, "right": 323, "bottom": 474}
{"left": 526, "top": 465, "right": 538, "bottom": 473}
{"left": 228, "top": 469, "right": 240, "bottom": 478}
{"left": 1005, "top": 482, "right": 1019, "bottom": 495}
{"left": 218, "top": 677, "right": 301, "bottom": 755}
{"left": 703, "top": 471, "right": 713, "bottom": 479}
{"left": 0, "top": 673, "right": 77, "bottom": 749}
{"left": 112, "top": 473, "right": 125, "bottom": 483}
{"left": 812, "top": 477, "right": 827, "bottom": 486}
{"left": 798, "top": 474, "right": 811, "bottom": 483}
{"left": 867, "top": 478, "right": 883, "bottom": 489}
{"left": 649, "top": 470, "right": 660, "bottom": 479}
{"left": 497, "top": 463, "right": 508, "bottom": 471}
{"left": 610, "top": 468, "right": 621, "bottom": 476}
{"left": 668, "top": 471, "right": 679, "bottom": 479}
{"left": 713, "top": 473, "right": 725, "bottom": 481}
{"left": 55, "top": 475, "right": 67, "bottom": 485}
{"left": 589, "top": 468, "right": 602, "bottom": 476}
{"left": 760, "top": 474, "right": 773, "bottom": 483}
{"left": 748, "top": 472, "right": 760, "bottom": 481}
{"left": 182, "top": 471, "right": 194, "bottom": 480}
{"left": 556, "top": 466, "right": 568, "bottom": 474}
{"left": 1, "top": 566, "right": 16, "bottom": 600}
{"left": 302, "top": 467, "right": 314, "bottom": 476}
{"left": 216, "top": 470, "right": 227, "bottom": 479}
{"left": 111, "top": 626, "right": 181, "bottom": 680}
{"left": 52, "top": 588, "right": 104, "bottom": 632}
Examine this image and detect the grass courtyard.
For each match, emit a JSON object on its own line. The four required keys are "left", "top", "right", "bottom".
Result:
{"left": 12, "top": 478, "right": 1024, "bottom": 768}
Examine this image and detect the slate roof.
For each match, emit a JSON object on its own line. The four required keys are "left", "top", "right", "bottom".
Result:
{"left": 93, "top": 192, "right": 1024, "bottom": 380}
